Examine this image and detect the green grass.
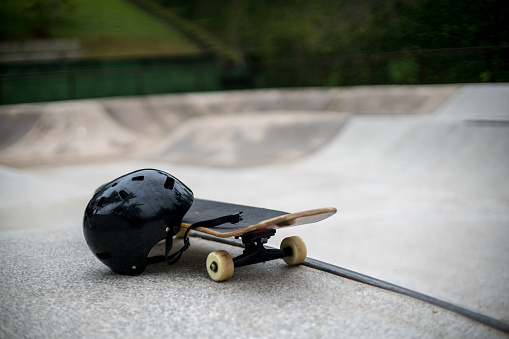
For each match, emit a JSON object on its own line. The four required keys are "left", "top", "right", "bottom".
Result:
{"left": 127, "top": 0, "right": 242, "bottom": 63}
{"left": 0, "top": 0, "right": 202, "bottom": 58}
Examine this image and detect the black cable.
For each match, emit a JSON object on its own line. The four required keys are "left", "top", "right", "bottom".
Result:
{"left": 191, "top": 232, "right": 509, "bottom": 334}
{"left": 303, "top": 257, "right": 509, "bottom": 334}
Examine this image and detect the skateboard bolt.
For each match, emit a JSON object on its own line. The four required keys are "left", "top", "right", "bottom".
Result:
{"left": 165, "top": 227, "right": 170, "bottom": 232}
{"left": 132, "top": 266, "right": 137, "bottom": 270}
{"left": 209, "top": 262, "right": 218, "bottom": 273}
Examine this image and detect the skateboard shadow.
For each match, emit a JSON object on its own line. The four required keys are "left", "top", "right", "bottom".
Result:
{"left": 88, "top": 237, "right": 298, "bottom": 281}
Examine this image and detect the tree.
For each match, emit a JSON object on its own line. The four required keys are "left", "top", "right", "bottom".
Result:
{"left": 30, "top": 0, "right": 76, "bottom": 30}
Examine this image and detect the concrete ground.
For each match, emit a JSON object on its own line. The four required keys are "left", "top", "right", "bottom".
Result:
{"left": 1, "top": 84, "right": 508, "bottom": 337}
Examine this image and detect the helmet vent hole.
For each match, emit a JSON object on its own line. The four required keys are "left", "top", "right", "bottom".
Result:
{"left": 96, "top": 252, "right": 112, "bottom": 260}
{"left": 132, "top": 176, "right": 144, "bottom": 181}
{"left": 97, "top": 197, "right": 105, "bottom": 207}
{"left": 164, "top": 177, "right": 175, "bottom": 190}
{"left": 118, "top": 190, "right": 129, "bottom": 200}
{"left": 112, "top": 182, "right": 118, "bottom": 187}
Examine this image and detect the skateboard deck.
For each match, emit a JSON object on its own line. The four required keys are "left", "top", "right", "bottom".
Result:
{"left": 181, "top": 198, "right": 337, "bottom": 238}
{"left": 176, "top": 198, "right": 337, "bottom": 281}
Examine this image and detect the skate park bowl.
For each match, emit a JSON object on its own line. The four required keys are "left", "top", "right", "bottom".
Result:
{"left": 1, "top": 84, "right": 509, "bottom": 336}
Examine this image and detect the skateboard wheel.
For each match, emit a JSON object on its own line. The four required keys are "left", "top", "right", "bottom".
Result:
{"left": 280, "top": 236, "right": 307, "bottom": 265}
{"left": 206, "top": 250, "right": 234, "bottom": 282}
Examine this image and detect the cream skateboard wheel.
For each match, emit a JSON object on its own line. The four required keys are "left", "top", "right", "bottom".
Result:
{"left": 280, "top": 236, "right": 307, "bottom": 265}
{"left": 207, "top": 250, "right": 234, "bottom": 281}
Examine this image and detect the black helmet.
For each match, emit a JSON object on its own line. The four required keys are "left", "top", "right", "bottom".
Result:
{"left": 83, "top": 169, "right": 193, "bottom": 275}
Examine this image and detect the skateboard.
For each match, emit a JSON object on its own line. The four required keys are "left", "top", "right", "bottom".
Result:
{"left": 178, "top": 199, "right": 336, "bottom": 281}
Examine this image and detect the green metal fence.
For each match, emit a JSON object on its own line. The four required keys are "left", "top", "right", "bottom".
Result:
{"left": 1, "top": 64, "right": 225, "bottom": 104}
{"left": 0, "top": 55, "right": 227, "bottom": 104}
{"left": 1, "top": 46, "right": 508, "bottom": 105}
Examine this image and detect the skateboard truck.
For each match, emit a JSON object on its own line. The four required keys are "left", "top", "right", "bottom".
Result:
{"left": 233, "top": 230, "right": 292, "bottom": 268}
{"left": 206, "top": 229, "right": 309, "bottom": 281}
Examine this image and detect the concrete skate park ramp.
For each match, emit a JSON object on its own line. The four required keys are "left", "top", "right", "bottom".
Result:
{"left": 2, "top": 84, "right": 509, "bottom": 336}
{"left": 0, "top": 85, "right": 456, "bottom": 167}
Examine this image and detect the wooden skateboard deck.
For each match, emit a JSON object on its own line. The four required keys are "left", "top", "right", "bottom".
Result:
{"left": 177, "top": 198, "right": 337, "bottom": 281}
{"left": 181, "top": 198, "right": 336, "bottom": 238}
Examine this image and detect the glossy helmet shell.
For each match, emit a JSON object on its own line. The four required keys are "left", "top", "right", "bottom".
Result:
{"left": 83, "top": 169, "right": 193, "bottom": 275}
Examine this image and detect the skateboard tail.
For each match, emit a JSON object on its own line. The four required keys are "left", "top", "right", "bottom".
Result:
{"left": 257, "top": 208, "right": 337, "bottom": 232}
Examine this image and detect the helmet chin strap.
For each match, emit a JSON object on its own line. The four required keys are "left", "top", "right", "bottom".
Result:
{"left": 164, "top": 212, "right": 243, "bottom": 265}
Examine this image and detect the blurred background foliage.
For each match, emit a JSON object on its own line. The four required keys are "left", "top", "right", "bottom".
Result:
{"left": 155, "top": 0, "right": 509, "bottom": 86}
{"left": 0, "top": 0, "right": 201, "bottom": 57}
{"left": 0, "top": 0, "right": 508, "bottom": 104}
{"left": 156, "top": 0, "right": 508, "bottom": 59}
{"left": 2, "top": 0, "right": 507, "bottom": 59}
